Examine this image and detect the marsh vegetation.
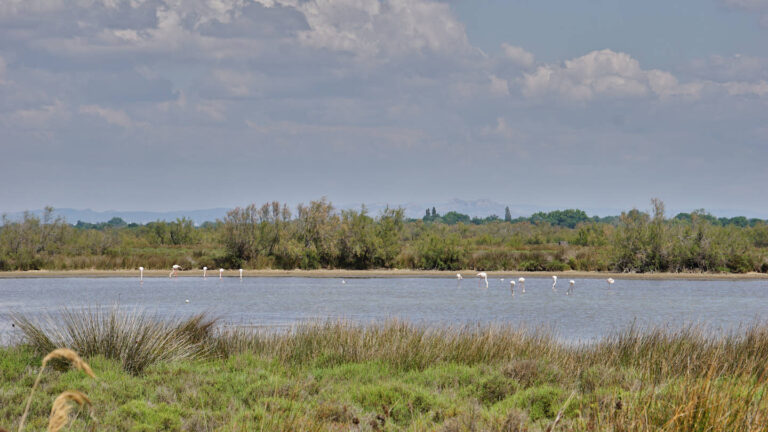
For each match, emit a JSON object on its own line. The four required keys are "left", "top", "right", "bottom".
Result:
{"left": 1, "top": 199, "right": 767, "bottom": 274}
{"left": 3, "top": 309, "right": 767, "bottom": 431}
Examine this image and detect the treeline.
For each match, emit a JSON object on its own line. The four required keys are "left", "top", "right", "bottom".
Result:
{"left": 1, "top": 199, "right": 767, "bottom": 273}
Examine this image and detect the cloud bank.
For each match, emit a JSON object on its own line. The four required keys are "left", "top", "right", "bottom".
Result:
{"left": 0, "top": 0, "right": 766, "bottom": 214}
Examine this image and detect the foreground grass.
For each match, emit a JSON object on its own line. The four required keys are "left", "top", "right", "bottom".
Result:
{"left": 2, "top": 314, "right": 768, "bottom": 431}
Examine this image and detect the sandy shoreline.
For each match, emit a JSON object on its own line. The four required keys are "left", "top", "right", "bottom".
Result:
{"left": 1, "top": 269, "right": 767, "bottom": 280}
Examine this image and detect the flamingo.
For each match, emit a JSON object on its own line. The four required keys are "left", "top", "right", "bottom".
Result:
{"left": 477, "top": 272, "right": 488, "bottom": 288}
{"left": 607, "top": 277, "right": 615, "bottom": 288}
{"left": 219, "top": 268, "right": 224, "bottom": 280}
{"left": 510, "top": 280, "right": 516, "bottom": 295}
{"left": 170, "top": 264, "right": 181, "bottom": 278}
{"left": 342, "top": 280, "right": 346, "bottom": 284}
{"left": 551, "top": 275, "right": 558, "bottom": 291}
{"left": 139, "top": 266, "right": 144, "bottom": 282}
{"left": 518, "top": 277, "right": 525, "bottom": 293}
{"left": 456, "top": 273, "right": 463, "bottom": 280}
{"left": 239, "top": 268, "right": 243, "bottom": 280}
{"left": 203, "top": 267, "right": 207, "bottom": 279}
{"left": 567, "top": 280, "right": 575, "bottom": 295}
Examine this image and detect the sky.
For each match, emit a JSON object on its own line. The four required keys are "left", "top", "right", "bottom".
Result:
{"left": 0, "top": 0, "right": 767, "bottom": 216}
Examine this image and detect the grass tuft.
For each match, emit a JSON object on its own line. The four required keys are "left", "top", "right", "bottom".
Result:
{"left": 11, "top": 308, "right": 216, "bottom": 375}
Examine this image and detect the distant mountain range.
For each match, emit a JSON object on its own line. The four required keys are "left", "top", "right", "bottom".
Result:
{"left": 1, "top": 208, "right": 231, "bottom": 225}
{"left": 2, "top": 199, "right": 765, "bottom": 225}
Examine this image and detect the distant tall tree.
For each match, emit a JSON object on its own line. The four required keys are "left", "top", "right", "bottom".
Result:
{"left": 425, "top": 209, "right": 430, "bottom": 218}
{"left": 431, "top": 207, "right": 437, "bottom": 217}
{"left": 504, "top": 207, "right": 512, "bottom": 222}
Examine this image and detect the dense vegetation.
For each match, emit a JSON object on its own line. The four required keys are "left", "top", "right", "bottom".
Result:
{"left": 3, "top": 310, "right": 767, "bottom": 431}
{"left": 1, "top": 198, "right": 767, "bottom": 273}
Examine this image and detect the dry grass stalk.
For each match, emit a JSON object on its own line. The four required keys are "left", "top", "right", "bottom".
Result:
{"left": 17, "top": 349, "right": 95, "bottom": 432}
{"left": 47, "top": 391, "right": 91, "bottom": 432}
{"left": 546, "top": 390, "right": 576, "bottom": 432}
{"left": 42, "top": 349, "right": 96, "bottom": 378}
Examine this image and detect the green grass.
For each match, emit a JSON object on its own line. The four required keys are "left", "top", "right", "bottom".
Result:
{"left": 3, "top": 313, "right": 768, "bottom": 431}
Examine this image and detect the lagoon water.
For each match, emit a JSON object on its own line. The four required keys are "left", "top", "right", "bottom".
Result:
{"left": 1, "top": 277, "right": 767, "bottom": 343}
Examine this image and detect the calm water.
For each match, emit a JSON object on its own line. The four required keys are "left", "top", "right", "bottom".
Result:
{"left": 1, "top": 277, "right": 767, "bottom": 343}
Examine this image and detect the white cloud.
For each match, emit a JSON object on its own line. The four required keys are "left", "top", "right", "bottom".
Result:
{"left": 485, "top": 117, "right": 524, "bottom": 141}
{"left": 519, "top": 49, "right": 741, "bottom": 101}
{"left": 522, "top": 50, "right": 655, "bottom": 101}
{"left": 489, "top": 75, "right": 509, "bottom": 96}
{"left": 196, "top": 100, "right": 226, "bottom": 121}
{"left": 723, "top": 80, "right": 768, "bottom": 96}
{"left": 212, "top": 69, "right": 260, "bottom": 97}
{"left": 80, "top": 104, "right": 134, "bottom": 127}
{"left": 260, "top": 0, "right": 472, "bottom": 59}
{"left": 6, "top": 100, "right": 69, "bottom": 129}
{"left": 500, "top": 43, "right": 534, "bottom": 68}
{"left": 690, "top": 54, "right": 767, "bottom": 81}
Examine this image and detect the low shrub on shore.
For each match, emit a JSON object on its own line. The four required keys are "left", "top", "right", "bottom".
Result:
{"left": 5, "top": 311, "right": 768, "bottom": 431}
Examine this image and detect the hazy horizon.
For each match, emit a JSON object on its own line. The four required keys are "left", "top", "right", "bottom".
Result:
{"left": 1, "top": 0, "right": 766, "bottom": 214}
{"left": 4, "top": 197, "right": 768, "bottom": 224}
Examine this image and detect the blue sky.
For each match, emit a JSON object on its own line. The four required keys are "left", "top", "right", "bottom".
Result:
{"left": 0, "top": 0, "right": 766, "bottom": 216}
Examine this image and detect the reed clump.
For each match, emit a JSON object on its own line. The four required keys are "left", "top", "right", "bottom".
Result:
{"left": 11, "top": 308, "right": 216, "bottom": 375}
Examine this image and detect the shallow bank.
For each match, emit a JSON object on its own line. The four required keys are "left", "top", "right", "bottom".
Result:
{"left": 1, "top": 268, "right": 767, "bottom": 280}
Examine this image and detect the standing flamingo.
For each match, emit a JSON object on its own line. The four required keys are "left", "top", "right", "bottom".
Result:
{"left": 509, "top": 280, "right": 516, "bottom": 295}
{"left": 139, "top": 266, "right": 144, "bottom": 282}
{"left": 607, "top": 278, "right": 615, "bottom": 288}
{"left": 170, "top": 264, "right": 181, "bottom": 278}
{"left": 203, "top": 266, "right": 207, "bottom": 279}
{"left": 239, "top": 269, "right": 243, "bottom": 280}
{"left": 518, "top": 277, "right": 525, "bottom": 293}
{"left": 219, "top": 268, "right": 224, "bottom": 280}
{"left": 477, "top": 272, "right": 488, "bottom": 288}
{"left": 551, "top": 275, "right": 558, "bottom": 291}
{"left": 567, "top": 280, "right": 575, "bottom": 295}
{"left": 456, "top": 273, "right": 463, "bottom": 280}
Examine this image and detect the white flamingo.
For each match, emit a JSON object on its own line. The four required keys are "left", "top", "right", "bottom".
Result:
{"left": 510, "top": 280, "right": 516, "bottom": 295}
{"left": 203, "top": 266, "right": 207, "bottom": 279}
{"left": 607, "top": 277, "right": 615, "bottom": 288}
{"left": 567, "top": 280, "right": 575, "bottom": 295}
{"left": 477, "top": 272, "right": 488, "bottom": 288}
{"left": 518, "top": 277, "right": 525, "bottom": 293}
{"left": 456, "top": 273, "right": 463, "bottom": 280}
{"left": 239, "top": 268, "right": 243, "bottom": 280}
{"left": 170, "top": 264, "right": 181, "bottom": 278}
{"left": 219, "top": 268, "right": 224, "bottom": 280}
{"left": 551, "top": 275, "right": 558, "bottom": 291}
{"left": 139, "top": 266, "right": 144, "bottom": 282}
